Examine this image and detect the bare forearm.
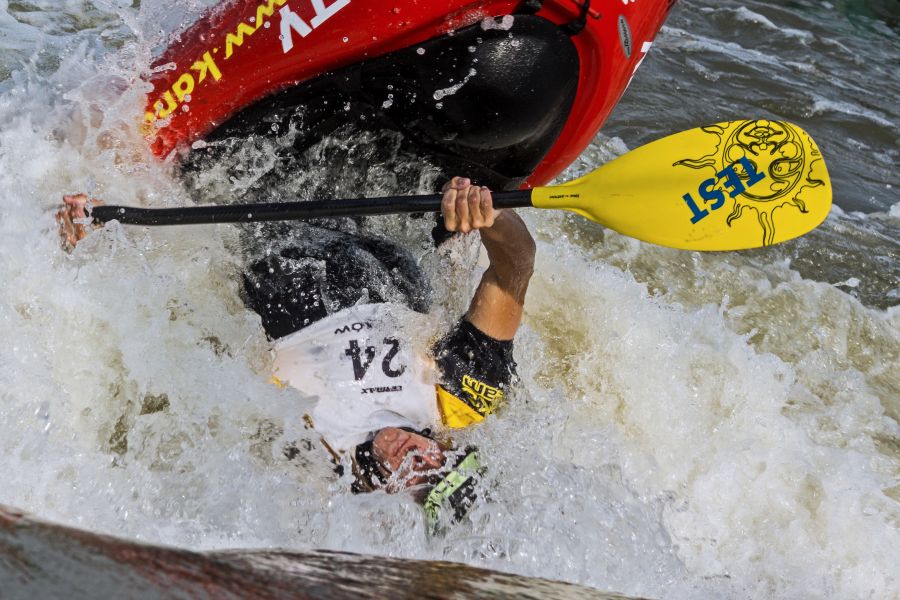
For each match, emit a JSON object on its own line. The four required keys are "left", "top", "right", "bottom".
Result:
{"left": 441, "top": 177, "right": 536, "bottom": 340}
{"left": 479, "top": 210, "right": 535, "bottom": 300}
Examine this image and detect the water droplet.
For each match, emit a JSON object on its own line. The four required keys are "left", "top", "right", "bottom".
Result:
{"left": 416, "top": 47, "right": 425, "bottom": 55}
{"left": 342, "top": 36, "right": 349, "bottom": 43}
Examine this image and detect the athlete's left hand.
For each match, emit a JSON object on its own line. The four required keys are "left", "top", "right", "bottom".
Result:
{"left": 56, "top": 194, "right": 104, "bottom": 251}
{"left": 441, "top": 176, "right": 499, "bottom": 233}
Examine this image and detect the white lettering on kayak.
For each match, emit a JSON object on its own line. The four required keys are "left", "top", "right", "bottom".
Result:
{"left": 279, "top": 6, "right": 312, "bottom": 51}
{"left": 280, "top": 0, "right": 351, "bottom": 54}
{"left": 310, "top": 0, "right": 350, "bottom": 28}
{"left": 625, "top": 41, "right": 653, "bottom": 91}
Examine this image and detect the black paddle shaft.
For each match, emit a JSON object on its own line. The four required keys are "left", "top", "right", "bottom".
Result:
{"left": 90, "top": 190, "right": 534, "bottom": 226}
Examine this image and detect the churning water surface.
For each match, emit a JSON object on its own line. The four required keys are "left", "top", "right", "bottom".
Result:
{"left": 0, "top": 1, "right": 898, "bottom": 599}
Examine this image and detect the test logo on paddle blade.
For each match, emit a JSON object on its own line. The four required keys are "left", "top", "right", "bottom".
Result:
{"left": 680, "top": 157, "right": 766, "bottom": 224}
{"left": 674, "top": 119, "right": 827, "bottom": 246}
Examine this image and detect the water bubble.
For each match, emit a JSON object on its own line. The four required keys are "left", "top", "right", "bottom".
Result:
{"left": 342, "top": 36, "right": 349, "bottom": 43}
{"left": 481, "top": 15, "right": 515, "bottom": 31}
{"left": 416, "top": 47, "right": 425, "bottom": 55}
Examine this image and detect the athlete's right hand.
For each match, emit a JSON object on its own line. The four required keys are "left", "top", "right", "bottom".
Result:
{"left": 57, "top": 194, "right": 104, "bottom": 251}
{"left": 441, "top": 176, "right": 498, "bottom": 234}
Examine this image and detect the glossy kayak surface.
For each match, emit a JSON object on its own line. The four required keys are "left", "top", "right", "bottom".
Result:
{"left": 143, "top": 0, "right": 676, "bottom": 186}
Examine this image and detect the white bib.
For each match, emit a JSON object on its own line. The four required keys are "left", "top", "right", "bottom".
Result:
{"left": 272, "top": 303, "right": 438, "bottom": 452}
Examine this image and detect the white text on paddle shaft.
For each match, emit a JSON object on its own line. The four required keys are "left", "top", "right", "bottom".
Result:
{"left": 682, "top": 157, "right": 766, "bottom": 224}
{"left": 280, "top": 0, "right": 351, "bottom": 53}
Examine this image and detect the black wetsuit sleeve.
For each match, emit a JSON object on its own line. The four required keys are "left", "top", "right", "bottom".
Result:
{"left": 432, "top": 319, "right": 517, "bottom": 421}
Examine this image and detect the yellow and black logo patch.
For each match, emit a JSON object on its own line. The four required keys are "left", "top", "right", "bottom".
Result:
{"left": 461, "top": 374, "right": 503, "bottom": 416}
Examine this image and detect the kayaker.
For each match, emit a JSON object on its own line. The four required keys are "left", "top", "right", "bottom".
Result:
{"left": 57, "top": 176, "right": 535, "bottom": 529}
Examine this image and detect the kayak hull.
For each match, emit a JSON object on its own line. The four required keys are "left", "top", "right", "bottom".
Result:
{"left": 144, "top": 0, "right": 677, "bottom": 186}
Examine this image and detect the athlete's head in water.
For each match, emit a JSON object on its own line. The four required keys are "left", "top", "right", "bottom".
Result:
{"left": 354, "top": 427, "right": 482, "bottom": 534}
{"left": 353, "top": 427, "right": 447, "bottom": 493}
{"left": 372, "top": 427, "right": 446, "bottom": 489}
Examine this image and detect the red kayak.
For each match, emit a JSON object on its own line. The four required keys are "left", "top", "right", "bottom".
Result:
{"left": 143, "top": 0, "right": 677, "bottom": 188}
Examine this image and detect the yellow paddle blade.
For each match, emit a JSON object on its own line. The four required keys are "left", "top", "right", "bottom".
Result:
{"left": 532, "top": 119, "right": 832, "bottom": 251}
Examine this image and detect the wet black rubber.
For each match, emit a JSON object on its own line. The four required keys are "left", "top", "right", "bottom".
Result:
{"left": 182, "top": 14, "right": 580, "bottom": 191}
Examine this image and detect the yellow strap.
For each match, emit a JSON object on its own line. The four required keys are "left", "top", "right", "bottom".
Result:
{"left": 436, "top": 386, "right": 485, "bottom": 429}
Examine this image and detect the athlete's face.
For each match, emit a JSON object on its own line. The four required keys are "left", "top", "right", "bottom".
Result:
{"left": 371, "top": 427, "right": 446, "bottom": 490}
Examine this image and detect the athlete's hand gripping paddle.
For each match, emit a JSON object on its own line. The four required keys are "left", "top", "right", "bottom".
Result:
{"left": 90, "top": 120, "right": 832, "bottom": 251}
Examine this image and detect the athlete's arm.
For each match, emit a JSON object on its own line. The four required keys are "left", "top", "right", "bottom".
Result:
{"left": 441, "top": 177, "right": 536, "bottom": 341}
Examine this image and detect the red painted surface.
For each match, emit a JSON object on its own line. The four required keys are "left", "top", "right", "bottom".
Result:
{"left": 143, "top": 0, "right": 675, "bottom": 186}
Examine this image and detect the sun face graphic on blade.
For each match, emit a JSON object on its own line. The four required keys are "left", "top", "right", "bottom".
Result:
{"left": 675, "top": 119, "right": 828, "bottom": 246}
